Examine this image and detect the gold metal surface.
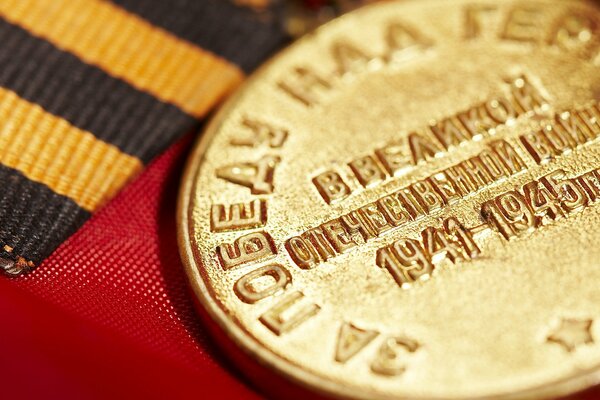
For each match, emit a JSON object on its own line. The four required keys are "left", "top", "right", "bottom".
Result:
{"left": 178, "top": 0, "right": 600, "bottom": 398}
{"left": 285, "top": 0, "right": 383, "bottom": 37}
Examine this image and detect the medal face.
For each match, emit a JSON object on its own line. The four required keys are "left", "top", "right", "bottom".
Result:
{"left": 178, "top": 0, "right": 600, "bottom": 398}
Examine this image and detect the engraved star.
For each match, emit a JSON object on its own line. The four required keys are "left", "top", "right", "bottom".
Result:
{"left": 547, "top": 318, "right": 594, "bottom": 352}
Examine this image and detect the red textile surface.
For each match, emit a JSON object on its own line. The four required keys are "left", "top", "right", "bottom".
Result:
{"left": 0, "top": 135, "right": 258, "bottom": 399}
{"left": 1, "top": 131, "right": 600, "bottom": 400}
{"left": 302, "top": 0, "right": 327, "bottom": 9}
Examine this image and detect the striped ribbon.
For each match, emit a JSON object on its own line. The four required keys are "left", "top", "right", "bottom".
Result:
{"left": 0, "top": 0, "right": 287, "bottom": 275}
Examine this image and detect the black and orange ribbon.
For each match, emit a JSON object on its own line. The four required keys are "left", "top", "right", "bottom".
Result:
{"left": 0, "top": 0, "right": 287, "bottom": 275}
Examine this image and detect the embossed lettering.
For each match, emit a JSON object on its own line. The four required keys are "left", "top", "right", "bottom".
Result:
{"left": 478, "top": 150, "right": 508, "bottom": 180}
{"left": 556, "top": 111, "right": 595, "bottom": 145}
{"left": 488, "top": 140, "right": 527, "bottom": 174}
{"left": 430, "top": 172, "right": 461, "bottom": 205}
{"left": 483, "top": 169, "right": 600, "bottom": 240}
{"left": 376, "top": 219, "right": 480, "bottom": 288}
{"left": 377, "top": 239, "right": 432, "bottom": 288}
{"left": 457, "top": 106, "right": 492, "bottom": 137}
{"left": 291, "top": 141, "right": 523, "bottom": 271}
{"left": 484, "top": 98, "right": 517, "bottom": 124}
{"left": 217, "top": 155, "right": 280, "bottom": 194}
{"left": 313, "top": 171, "right": 351, "bottom": 204}
{"left": 520, "top": 130, "right": 556, "bottom": 164}
{"left": 431, "top": 117, "right": 472, "bottom": 149}
{"left": 349, "top": 155, "right": 386, "bottom": 187}
{"left": 341, "top": 210, "right": 377, "bottom": 242}
{"left": 408, "top": 133, "right": 443, "bottom": 164}
{"left": 508, "top": 75, "right": 548, "bottom": 114}
{"left": 384, "top": 22, "right": 432, "bottom": 62}
{"left": 286, "top": 236, "right": 320, "bottom": 269}
{"left": 335, "top": 322, "right": 379, "bottom": 363}
{"left": 235, "top": 264, "right": 292, "bottom": 304}
{"left": 549, "top": 13, "right": 596, "bottom": 49}
{"left": 464, "top": 5, "right": 497, "bottom": 39}
{"left": 542, "top": 170, "right": 588, "bottom": 212}
{"left": 445, "top": 217, "right": 480, "bottom": 259}
{"left": 331, "top": 41, "right": 372, "bottom": 75}
{"left": 231, "top": 118, "right": 288, "bottom": 148}
{"left": 217, "top": 231, "right": 276, "bottom": 270}
{"left": 445, "top": 165, "right": 476, "bottom": 196}
{"left": 304, "top": 227, "right": 337, "bottom": 261}
{"left": 459, "top": 156, "right": 494, "bottom": 188}
{"left": 211, "top": 199, "right": 266, "bottom": 232}
{"left": 359, "top": 203, "right": 393, "bottom": 236}
{"left": 322, "top": 219, "right": 357, "bottom": 253}
{"left": 259, "top": 291, "right": 320, "bottom": 335}
{"left": 422, "top": 226, "right": 462, "bottom": 263}
{"left": 278, "top": 67, "right": 332, "bottom": 107}
{"left": 578, "top": 170, "right": 600, "bottom": 201}
{"left": 375, "top": 143, "right": 410, "bottom": 175}
{"left": 371, "top": 336, "right": 420, "bottom": 376}
{"left": 523, "top": 179, "right": 564, "bottom": 224}
{"left": 502, "top": 6, "right": 543, "bottom": 42}
{"left": 410, "top": 180, "right": 444, "bottom": 214}
{"left": 377, "top": 194, "right": 412, "bottom": 227}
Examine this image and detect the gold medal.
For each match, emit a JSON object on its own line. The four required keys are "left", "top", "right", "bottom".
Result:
{"left": 178, "top": 0, "right": 600, "bottom": 398}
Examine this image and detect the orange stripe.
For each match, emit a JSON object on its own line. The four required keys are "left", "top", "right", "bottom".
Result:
{"left": 0, "top": 0, "right": 244, "bottom": 118}
{"left": 0, "top": 87, "right": 142, "bottom": 212}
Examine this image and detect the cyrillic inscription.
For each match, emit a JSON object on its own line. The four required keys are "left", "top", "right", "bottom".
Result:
{"left": 217, "top": 231, "right": 276, "bottom": 270}
{"left": 332, "top": 322, "right": 421, "bottom": 378}
{"left": 502, "top": 6, "right": 544, "bottom": 42}
{"left": 211, "top": 199, "right": 266, "bottom": 232}
{"left": 278, "top": 67, "right": 332, "bottom": 107}
{"left": 234, "top": 264, "right": 292, "bottom": 304}
{"left": 231, "top": 118, "right": 288, "bottom": 148}
{"left": 217, "top": 155, "right": 280, "bottom": 194}
{"left": 549, "top": 13, "right": 597, "bottom": 50}
{"left": 520, "top": 104, "right": 600, "bottom": 164}
{"left": 313, "top": 171, "right": 351, "bottom": 204}
{"left": 404, "top": 75, "right": 546, "bottom": 165}
{"left": 309, "top": 75, "right": 546, "bottom": 204}
{"left": 384, "top": 21, "right": 432, "bottom": 62}
{"left": 371, "top": 336, "right": 420, "bottom": 377}
{"left": 259, "top": 291, "right": 321, "bottom": 336}
{"left": 288, "top": 140, "right": 522, "bottom": 269}
{"left": 348, "top": 155, "right": 387, "bottom": 188}
{"left": 278, "top": 21, "right": 431, "bottom": 107}
{"left": 335, "top": 322, "right": 379, "bottom": 363}
{"left": 279, "top": 7, "right": 599, "bottom": 108}
{"left": 464, "top": 5, "right": 497, "bottom": 39}
{"left": 331, "top": 41, "right": 372, "bottom": 76}
{"left": 482, "top": 169, "right": 600, "bottom": 240}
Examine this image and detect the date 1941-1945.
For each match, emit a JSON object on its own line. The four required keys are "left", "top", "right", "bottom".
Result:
{"left": 377, "top": 168, "right": 600, "bottom": 289}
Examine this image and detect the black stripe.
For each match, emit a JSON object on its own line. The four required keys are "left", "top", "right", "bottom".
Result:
{"left": 0, "top": 164, "right": 90, "bottom": 266}
{"left": 109, "top": 0, "right": 288, "bottom": 73}
{"left": 0, "top": 18, "right": 196, "bottom": 164}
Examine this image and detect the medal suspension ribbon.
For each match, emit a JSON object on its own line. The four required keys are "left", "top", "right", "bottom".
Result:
{"left": 0, "top": 0, "right": 288, "bottom": 275}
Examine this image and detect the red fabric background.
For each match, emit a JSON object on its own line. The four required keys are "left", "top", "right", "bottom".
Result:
{"left": 1, "top": 133, "right": 600, "bottom": 400}
{"left": 0, "top": 135, "right": 258, "bottom": 399}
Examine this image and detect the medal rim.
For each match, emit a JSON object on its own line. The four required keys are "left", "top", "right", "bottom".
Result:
{"left": 177, "top": 1, "right": 600, "bottom": 398}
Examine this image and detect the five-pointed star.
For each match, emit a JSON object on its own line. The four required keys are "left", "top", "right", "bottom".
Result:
{"left": 547, "top": 318, "right": 594, "bottom": 352}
